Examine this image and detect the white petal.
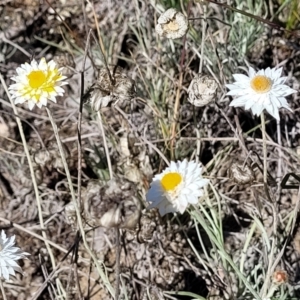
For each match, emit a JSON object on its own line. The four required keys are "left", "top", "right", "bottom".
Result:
{"left": 28, "top": 101, "right": 36, "bottom": 110}
{"left": 265, "top": 101, "right": 279, "bottom": 120}
{"left": 232, "top": 74, "right": 249, "bottom": 83}
{"left": 251, "top": 103, "right": 264, "bottom": 116}
{"left": 229, "top": 95, "right": 252, "bottom": 107}
{"left": 248, "top": 67, "right": 256, "bottom": 78}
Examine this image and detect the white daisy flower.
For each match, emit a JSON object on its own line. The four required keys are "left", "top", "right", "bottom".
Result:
{"left": 9, "top": 57, "right": 68, "bottom": 110}
{"left": 146, "top": 159, "right": 209, "bottom": 216}
{"left": 226, "top": 66, "right": 297, "bottom": 120}
{"left": 156, "top": 8, "right": 188, "bottom": 39}
{"left": 0, "top": 230, "right": 30, "bottom": 281}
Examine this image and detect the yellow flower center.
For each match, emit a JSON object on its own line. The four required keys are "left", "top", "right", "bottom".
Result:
{"left": 166, "top": 20, "right": 179, "bottom": 32}
{"left": 28, "top": 70, "right": 46, "bottom": 88}
{"left": 250, "top": 75, "right": 272, "bottom": 93}
{"left": 161, "top": 172, "right": 182, "bottom": 191}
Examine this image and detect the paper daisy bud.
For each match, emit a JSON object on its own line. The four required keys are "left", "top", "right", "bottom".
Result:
{"left": 9, "top": 57, "right": 68, "bottom": 110}
{"left": 90, "top": 67, "right": 136, "bottom": 111}
{"left": 156, "top": 8, "right": 188, "bottom": 39}
{"left": 146, "top": 159, "right": 209, "bottom": 216}
{"left": 188, "top": 74, "right": 218, "bottom": 107}
{"left": 226, "top": 66, "right": 297, "bottom": 120}
{"left": 272, "top": 270, "right": 288, "bottom": 285}
{"left": 0, "top": 230, "right": 30, "bottom": 281}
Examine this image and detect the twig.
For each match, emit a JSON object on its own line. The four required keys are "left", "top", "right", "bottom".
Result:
{"left": 115, "top": 229, "right": 121, "bottom": 300}
{"left": 276, "top": 118, "right": 283, "bottom": 199}
{"left": 260, "top": 113, "right": 268, "bottom": 185}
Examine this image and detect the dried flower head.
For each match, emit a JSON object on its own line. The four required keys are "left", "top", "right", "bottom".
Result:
{"left": 65, "top": 202, "right": 77, "bottom": 231}
{"left": 90, "top": 67, "right": 136, "bottom": 111}
{"left": 53, "top": 53, "right": 76, "bottom": 77}
{"left": 118, "top": 133, "right": 153, "bottom": 184}
{"left": 136, "top": 209, "right": 159, "bottom": 243}
{"left": 33, "top": 141, "right": 70, "bottom": 170}
{"left": 16, "top": 163, "right": 43, "bottom": 187}
{"left": 228, "top": 162, "right": 255, "bottom": 184}
{"left": 226, "top": 66, "right": 297, "bottom": 120}
{"left": 0, "top": 230, "right": 30, "bottom": 280}
{"left": 156, "top": 8, "right": 188, "bottom": 39}
{"left": 146, "top": 159, "right": 209, "bottom": 216}
{"left": 9, "top": 57, "right": 68, "bottom": 110}
{"left": 272, "top": 270, "right": 288, "bottom": 285}
{"left": 188, "top": 74, "right": 218, "bottom": 107}
{"left": 83, "top": 178, "right": 141, "bottom": 229}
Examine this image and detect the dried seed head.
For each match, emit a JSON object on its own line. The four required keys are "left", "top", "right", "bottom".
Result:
{"left": 228, "top": 162, "right": 255, "bottom": 184}
{"left": 0, "top": 122, "right": 9, "bottom": 138}
{"left": 272, "top": 270, "right": 288, "bottom": 285}
{"left": 53, "top": 53, "right": 75, "bottom": 77}
{"left": 136, "top": 209, "right": 159, "bottom": 243}
{"left": 83, "top": 178, "right": 141, "bottom": 230}
{"left": 118, "top": 133, "right": 153, "bottom": 184}
{"left": 17, "top": 163, "right": 43, "bottom": 187}
{"left": 90, "top": 67, "right": 136, "bottom": 111}
{"left": 33, "top": 141, "right": 70, "bottom": 170}
{"left": 188, "top": 74, "right": 218, "bottom": 107}
{"left": 33, "top": 148, "right": 51, "bottom": 166}
{"left": 156, "top": 8, "right": 188, "bottom": 39}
